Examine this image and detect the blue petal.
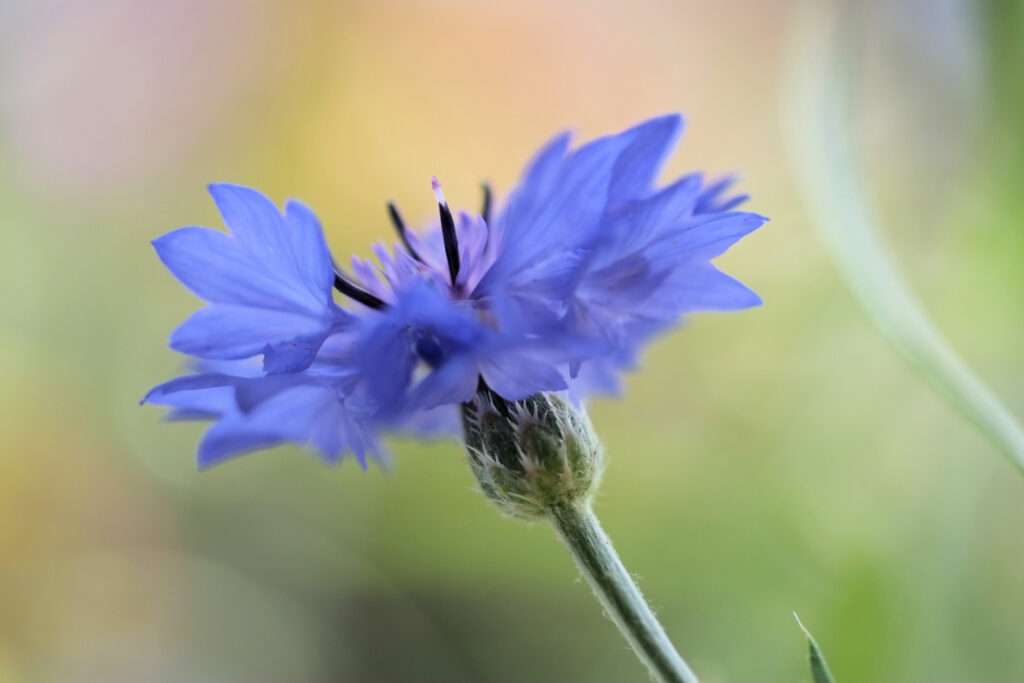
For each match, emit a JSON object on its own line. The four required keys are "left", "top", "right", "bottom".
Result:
{"left": 660, "top": 261, "right": 762, "bottom": 312}
{"left": 566, "top": 359, "right": 624, "bottom": 404}
{"left": 153, "top": 227, "right": 303, "bottom": 311}
{"left": 394, "top": 405, "right": 461, "bottom": 438}
{"left": 514, "top": 127, "right": 637, "bottom": 249}
{"left": 197, "top": 384, "right": 376, "bottom": 468}
{"left": 480, "top": 353, "right": 567, "bottom": 401}
{"left": 517, "top": 131, "right": 573, "bottom": 210}
{"left": 603, "top": 174, "right": 705, "bottom": 259}
{"left": 153, "top": 186, "right": 344, "bottom": 371}
{"left": 169, "top": 305, "right": 332, "bottom": 360}
{"left": 694, "top": 176, "right": 748, "bottom": 214}
{"left": 478, "top": 124, "right": 642, "bottom": 304}
{"left": 142, "top": 373, "right": 236, "bottom": 405}
{"left": 262, "top": 334, "right": 335, "bottom": 374}
{"left": 284, "top": 199, "right": 336, "bottom": 306}
{"left": 407, "top": 357, "right": 479, "bottom": 410}
{"left": 233, "top": 374, "right": 315, "bottom": 413}
{"left": 607, "top": 114, "right": 683, "bottom": 201}
{"left": 655, "top": 212, "right": 768, "bottom": 261}
{"left": 208, "top": 184, "right": 292, "bottom": 268}
{"left": 197, "top": 423, "right": 284, "bottom": 468}
{"left": 351, "top": 318, "right": 416, "bottom": 413}
{"left": 144, "top": 381, "right": 238, "bottom": 418}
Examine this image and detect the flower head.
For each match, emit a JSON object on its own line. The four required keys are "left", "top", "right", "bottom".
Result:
{"left": 145, "top": 114, "right": 766, "bottom": 467}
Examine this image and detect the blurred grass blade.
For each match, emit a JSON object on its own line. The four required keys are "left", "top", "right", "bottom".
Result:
{"left": 794, "top": 613, "right": 836, "bottom": 683}
{"left": 784, "top": 2, "right": 1024, "bottom": 474}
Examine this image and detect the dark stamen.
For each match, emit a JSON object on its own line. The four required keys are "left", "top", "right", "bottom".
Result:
{"left": 480, "top": 182, "right": 492, "bottom": 225}
{"left": 387, "top": 201, "right": 422, "bottom": 262}
{"left": 333, "top": 267, "right": 386, "bottom": 310}
{"left": 432, "top": 177, "right": 460, "bottom": 285}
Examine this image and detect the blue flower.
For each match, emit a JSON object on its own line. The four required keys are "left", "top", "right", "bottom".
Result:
{"left": 145, "top": 114, "right": 766, "bottom": 467}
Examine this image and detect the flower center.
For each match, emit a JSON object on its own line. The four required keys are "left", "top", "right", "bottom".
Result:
{"left": 331, "top": 178, "right": 492, "bottom": 309}
{"left": 413, "top": 331, "right": 445, "bottom": 367}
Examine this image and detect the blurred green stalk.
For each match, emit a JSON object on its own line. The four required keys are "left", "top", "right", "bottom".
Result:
{"left": 785, "top": 2, "right": 1024, "bottom": 473}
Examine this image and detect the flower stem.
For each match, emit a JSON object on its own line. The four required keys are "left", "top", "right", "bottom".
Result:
{"left": 785, "top": 2, "right": 1024, "bottom": 473}
{"left": 548, "top": 503, "right": 699, "bottom": 683}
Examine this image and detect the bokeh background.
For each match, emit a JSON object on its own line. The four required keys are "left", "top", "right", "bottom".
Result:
{"left": 2, "top": 1, "right": 1023, "bottom": 681}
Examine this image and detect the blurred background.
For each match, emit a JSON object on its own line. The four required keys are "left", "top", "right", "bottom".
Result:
{"left": 1, "top": 0, "right": 1022, "bottom": 680}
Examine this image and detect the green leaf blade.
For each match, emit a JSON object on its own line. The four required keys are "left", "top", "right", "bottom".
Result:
{"left": 794, "top": 612, "right": 836, "bottom": 683}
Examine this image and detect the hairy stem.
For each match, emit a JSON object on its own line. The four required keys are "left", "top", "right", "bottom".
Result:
{"left": 548, "top": 503, "right": 699, "bottom": 683}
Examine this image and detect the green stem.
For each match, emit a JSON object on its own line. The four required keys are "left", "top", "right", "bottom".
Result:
{"left": 784, "top": 2, "right": 1024, "bottom": 473}
{"left": 548, "top": 503, "right": 699, "bottom": 683}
